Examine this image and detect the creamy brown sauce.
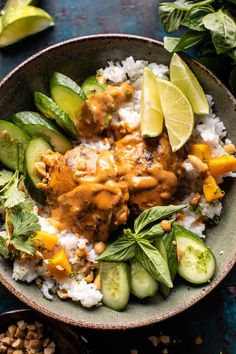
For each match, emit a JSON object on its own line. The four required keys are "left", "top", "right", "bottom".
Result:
{"left": 38, "top": 82, "right": 184, "bottom": 241}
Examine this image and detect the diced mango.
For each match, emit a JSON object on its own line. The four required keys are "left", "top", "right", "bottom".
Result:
{"left": 208, "top": 154, "right": 236, "bottom": 176}
{"left": 190, "top": 144, "right": 211, "bottom": 162}
{"left": 47, "top": 249, "right": 72, "bottom": 280}
{"left": 34, "top": 231, "right": 58, "bottom": 251}
{"left": 203, "top": 175, "right": 224, "bottom": 202}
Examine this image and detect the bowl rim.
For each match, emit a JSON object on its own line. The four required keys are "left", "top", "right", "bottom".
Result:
{"left": 0, "top": 33, "right": 235, "bottom": 330}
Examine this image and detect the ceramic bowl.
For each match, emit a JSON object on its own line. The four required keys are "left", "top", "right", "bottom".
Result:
{"left": 0, "top": 309, "right": 86, "bottom": 353}
{"left": 0, "top": 34, "right": 235, "bottom": 329}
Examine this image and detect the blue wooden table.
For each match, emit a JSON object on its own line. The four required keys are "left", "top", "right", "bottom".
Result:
{"left": 0, "top": 1, "right": 235, "bottom": 353}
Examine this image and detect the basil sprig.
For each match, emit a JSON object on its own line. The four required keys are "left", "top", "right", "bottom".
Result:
{"left": 97, "top": 204, "right": 186, "bottom": 288}
{"left": 159, "top": 0, "right": 236, "bottom": 94}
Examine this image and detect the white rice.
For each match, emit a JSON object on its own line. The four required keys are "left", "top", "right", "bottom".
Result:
{"left": 11, "top": 56, "right": 235, "bottom": 306}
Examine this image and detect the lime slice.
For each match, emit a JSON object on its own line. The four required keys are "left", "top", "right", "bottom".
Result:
{"left": 0, "top": 6, "right": 54, "bottom": 48}
{"left": 170, "top": 53, "right": 209, "bottom": 115}
{"left": 1, "top": 0, "right": 38, "bottom": 14}
{"left": 140, "top": 67, "right": 163, "bottom": 138}
{"left": 157, "top": 78, "right": 194, "bottom": 152}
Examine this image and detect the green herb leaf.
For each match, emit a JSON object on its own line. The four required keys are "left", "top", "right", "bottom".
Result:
{"left": 11, "top": 237, "right": 35, "bottom": 256}
{"left": 96, "top": 230, "right": 137, "bottom": 261}
{"left": 202, "top": 10, "right": 236, "bottom": 54}
{"left": 0, "top": 235, "right": 9, "bottom": 259}
{"left": 139, "top": 222, "right": 165, "bottom": 241}
{"left": 11, "top": 209, "right": 40, "bottom": 238}
{"left": 4, "top": 177, "right": 25, "bottom": 208}
{"left": 134, "top": 204, "right": 186, "bottom": 234}
{"left": 160, "top": 0, "right": 214, "bottom": 11}
{"left": 136, "top": 239, "right": 173, "bottom": 288}
{"left": 181, "top": 5, "right": 215, "bottom": 31}
{"left": 0, "top": 170, "right": 14, "bottom": 187}
{"left": 159, "top": 4, "right": 184, "bottom": 32}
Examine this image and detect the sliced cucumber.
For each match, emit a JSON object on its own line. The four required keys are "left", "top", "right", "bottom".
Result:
{"left": 174, "top": 224, "right": 216, "bottom": 284}
{"left": 156, "top": 231, "right": 178, "bottom": 298}
{"left": 34, "top": 92, "right": 77, "bottom": 138}
{"left": 0, "top": 120, "right": 29, "bottom": 172}
{"left": 12, "top": 111, "right": 72, "bottom": 154}
{"left": 81, "top": 75, "right": 106, "bottom": 96}
{"left": 50, "top": 72, "right": 86, "bottom": 122}
{"left": 25, "top": 137, "right": 51, "bottom": 203}
{"left": 100, "top": 262, "right": 130, "bottom": 311}
{"left": 130, "top": 258, "right": 159, "bottom": 299}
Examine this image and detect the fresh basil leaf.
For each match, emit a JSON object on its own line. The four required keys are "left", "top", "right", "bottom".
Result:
{"left": 230, "top": 66, "right": 236, "bottom": 95}
{"left": 162, "top": 231, "right": 178, "bottom": 280}
{"left": 159, "top": 4, "right": 184, "bottom": 32}
{"left": 203, "top": 10, "right": 236, "bottom": 54}
{"left": 0, "top": 235, "right": 9, "bottom": 259}
{"left": 134, "top": 205, "right": 186, "bottom": 234}
{"left": 174, "top": 29, "right": 208, "bottom": 51}
{"left": 164, "top": 36, "right": 181, "bottom": 52}
{"left": 96, "top": 234, "right": 137, "bottom": 261}
{"left": 139, "top": 223, "right": 165, "bottom": 241}
{"left": 136, "top": 239, "right": 173, "bottom": 288}
{"left": 160, "top": 0, "right": 214, "bottom": 11}
{"left": 181, "top": 5, "right": 215, "bottom": 31}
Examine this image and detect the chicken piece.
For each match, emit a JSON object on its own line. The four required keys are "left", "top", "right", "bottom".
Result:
{"left": 115, "top": 132, "right": 184, "bottom": 212}
{"left": 39, "top": 147, "right": 129, "bottom": 241}
{"left": 76, "top": 82, "right": 134, "bottom": 138}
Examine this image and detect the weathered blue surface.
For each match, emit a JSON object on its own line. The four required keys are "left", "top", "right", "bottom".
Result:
{"left": 0, "top": 0, "right": 235, "bottom": 353}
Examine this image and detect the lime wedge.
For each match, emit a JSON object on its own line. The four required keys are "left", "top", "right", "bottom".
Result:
{"left": 1, "top": 0, "right": 38, "bottom": 14}
{"left": 157, "top": 78, "right": 194, "bottom": 152}
{"left": 140, "top": 67, "right": 163, "bottom": 138}
{"left": 0, "top": 6, "right": 54, "bottom": 48}
{"left": 170, "top": 53, "right": 209, "bottom": 115}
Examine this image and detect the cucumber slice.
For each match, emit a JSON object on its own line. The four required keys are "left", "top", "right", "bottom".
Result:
{"left": 12, "top": 111, "right": 72, "bottom": 154}
{"left": 174, "top": 225, "right": 216, "bottom": 284}
{"left": 25, "top": 137, "right": 51, "bottom": 203}
{"left": 50, "top": 72, "right": 86, "bottom": 122}
{"left": 0, "top": 120, "right": 29, "bottom": 172}
{"left": 100, "top": 262, "right": 130, "bottom": 311}
{"left": 130, "top": 258, "right": 159, "bottom": 299}
{"left": 34, "top": 92, "right": 77, "bottom": 138}
{"left": 156, "top": 231, "right": 178, "bottom": 299}
{"left": 81, "top": 75, "right": 106, "bottom": 96}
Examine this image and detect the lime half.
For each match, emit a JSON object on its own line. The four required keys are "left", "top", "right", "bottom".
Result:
{"left": 170, "top": 53, "right": 209, "bottom": 115}
{"left": 0, "top": 6, "right": 54, "bottom": 48}
{"left": 1, "top": 0, "right": 38, "bottom": 14}
{"left": 140, "top": 67, "right": 163, "bottom": 138}
{"left": 157, "top": 78, "right": 194, "bottom": 152}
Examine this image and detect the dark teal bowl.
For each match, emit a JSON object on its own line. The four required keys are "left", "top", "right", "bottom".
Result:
{"left": 0, "top": 34, "right": 235, "bottom": 329}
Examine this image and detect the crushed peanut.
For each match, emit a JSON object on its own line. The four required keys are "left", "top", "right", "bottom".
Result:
{"left": 0, "top": 321, "right": 56, "bottom": 353}
{"left": 188, "top": 154, "right": 208, "bottom": 173}
{"left": 224, "top": 143, "right": 236, "bottom": 155}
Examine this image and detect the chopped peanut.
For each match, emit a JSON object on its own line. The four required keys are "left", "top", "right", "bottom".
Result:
{"left": 190, "top": 192, "right": 201, "bottom": 206}
{"left": 188, "top": 155, "right": 208, "bottom": 173}
{"left": 94, "top": 241, "right": 106, "bottom": 255}
{"left": 161, "top": 220, "right": 172, "bottom": 232}
{"left": 224, "top": 143, "right": 236, "bottom": 155}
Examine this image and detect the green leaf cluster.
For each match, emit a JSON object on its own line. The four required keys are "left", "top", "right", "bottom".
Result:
{"left": 97, "top": 204, "right": 186, "bottom": 289}
{"left": 159, "top": 0, "right": 236, "bottom": 94}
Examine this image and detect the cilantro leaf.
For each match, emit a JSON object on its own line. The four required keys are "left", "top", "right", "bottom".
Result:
{"left": 0, "top": 235, "right": 9, "bottom": 259}
{"left": 12, "top": 237, "right": 35, "bottom": 256}
{"left": 0, "top": 170, "right": 14, "bottom": 187}
{"left": 4, "top": 177, "right": 25, "bottom": 208}
{"left": 11, "top": 210, "right": 40, "bottom": 238}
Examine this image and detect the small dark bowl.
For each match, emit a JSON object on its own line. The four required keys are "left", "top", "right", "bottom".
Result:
{"left": 0, "top": 34, "right": 235, "bottom": 329}
{"left": 0, "top": 309, "right": 85, "bottom": 354}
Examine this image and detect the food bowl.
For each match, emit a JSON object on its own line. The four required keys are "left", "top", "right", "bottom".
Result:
{"left": 0, "top": 34, "right": 235, "bottom": 329}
